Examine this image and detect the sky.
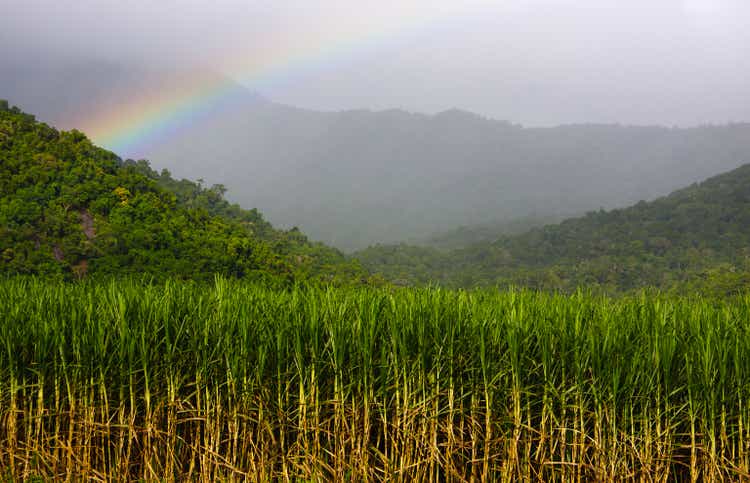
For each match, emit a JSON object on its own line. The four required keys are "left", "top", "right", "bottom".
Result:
{"left": 2, "top": 0, "right": 750, "bottom": 126}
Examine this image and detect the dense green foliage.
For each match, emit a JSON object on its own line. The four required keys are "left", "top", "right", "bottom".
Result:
{"left": 416, "top": 213, "right": 568, "bottom": 251}
{"left": 0, "top": 101, "right": 366, "bottom": 282}
{"left": 2, "top": 278, "right": 750, "bottom": 479}
{"left": 357, "top": 164, "right": 750, "bottom": 294}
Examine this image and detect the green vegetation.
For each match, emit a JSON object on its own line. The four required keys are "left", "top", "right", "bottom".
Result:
{"left": 417, "top": 213, "right": 569, "bottom": 251}
{"left": 2, "top": 278, "right": 750, "bottom": 480}
{"left": 0, "top": 101, "right": 365, "bottom": 283}
{"left": 3, "top": 101, "right": 750, "bottom": 480}
{"left": 357, "top": 164, "right": 750, "bottom": 294}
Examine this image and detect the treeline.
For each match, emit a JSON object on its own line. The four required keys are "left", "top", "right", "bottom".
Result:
{"left": 356, "top": 163, "right": 750, "bottom": 295}
{"left": 5, "top": 98, "right": 750, "bottom": 294}
{"left": 0, "top": 100, "right": 367, "bottom": 283}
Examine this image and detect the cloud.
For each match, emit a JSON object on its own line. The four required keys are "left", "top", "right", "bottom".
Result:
{"left": 2, "top": 0, "right": 749, "bottom": 125}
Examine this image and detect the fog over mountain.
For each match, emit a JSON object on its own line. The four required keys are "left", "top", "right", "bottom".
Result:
{"left": 3, "top": 0, "right": 750, "bottom": 249}
{"left": 3, "top": 55, "right": 750, "bottom": 250}
{"left": 146, "top": 103, "right": 750, "bottom": 250}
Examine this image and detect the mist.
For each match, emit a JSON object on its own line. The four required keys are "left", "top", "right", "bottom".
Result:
{"left": 3, "top": 0, "right": 750, "bottom": 126}
{"left": 3, "top": 0, "right": 750, "bottom": 250}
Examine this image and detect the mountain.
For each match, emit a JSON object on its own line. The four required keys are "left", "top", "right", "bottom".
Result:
{"left": 355, "top": 163, "right": 750, "bottom": 295}
{"left": 149, "top": 106, "right": 750, "bottom": 251}
{"left": 0, "top": 101, "right": 365, "bottom": 283}
{"left": 4, "top": 57, "right": 750, "bottom": 251}
{"left": 415, "top": 213, "right": 571, "bottom": 251}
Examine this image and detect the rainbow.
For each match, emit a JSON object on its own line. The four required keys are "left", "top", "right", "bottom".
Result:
{"left": 75, "top": 4, "right": 491, "bottom": 158}
{"left": 77, "top": 73, "right": 244, "bottom": 158}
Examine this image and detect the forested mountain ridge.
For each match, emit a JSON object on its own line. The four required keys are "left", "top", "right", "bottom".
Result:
{"left": 416, "top": 213, "right": 571, "bottom": 251}
{"left": 0, "top": 101, "right": 366, "bottom": 282}
{"left": 356, "top": 163, "right": 750, "bottom": 294}
{"left": 5, "top": 57, "right": 750, "bottom": 251}
{"left": 149, "top": 106, "right": 750, "bottom": 251}
{"left": 6, "top": 97, "right": 748, "bottom": 293}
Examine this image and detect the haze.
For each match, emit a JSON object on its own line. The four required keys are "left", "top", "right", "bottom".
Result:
{"left": 3, "top": 0, "right": 750, "bottom": 126}
{"left": 3, "top": 0, "right": 750, "bottom": 250}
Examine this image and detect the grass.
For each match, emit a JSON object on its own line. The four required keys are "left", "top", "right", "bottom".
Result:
{"left": 1, "top": 276, "right": 749, "bottom": 481}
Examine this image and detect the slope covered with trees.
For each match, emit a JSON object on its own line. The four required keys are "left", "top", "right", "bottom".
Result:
{"left": 0, "top": 101, "right": 365, "bottom": 282}
{"left": 416, "top": 213, "right": 570, "bottom": 251}
{"left": 149, "top": 106, "right": 750, "bottom": 251}
{"left": 356, "top": 164, "right": 750, "bottom": 295}
{"left": 5, "top": 56, "right": 750, "bottom": 251}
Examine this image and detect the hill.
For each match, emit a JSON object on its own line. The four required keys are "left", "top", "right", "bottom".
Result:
{"left": 355, "top": 163, "right": 750, "bottom": 294}
{"left": 415, "top": 213, "right": 571, "bottom": 251}
{"left": 4, "top": 58, "right": 750, "bottom": 251}
{"left": 0, "top": 101, "right": 365, "bottom": 282}
{"left": 138, "top": 106, "right": 750, "bottom": 251}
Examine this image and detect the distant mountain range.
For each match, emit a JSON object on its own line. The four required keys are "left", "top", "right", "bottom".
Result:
{"left": 355, "top": 163, "right": 750, "bottom": 295}
{"left": 4, "top": 99, "right": 750, "bottom": 294}
{"left": 4, "top": 58, "right": 750, "bottom": 251}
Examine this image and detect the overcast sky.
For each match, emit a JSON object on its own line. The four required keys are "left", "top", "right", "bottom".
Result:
{"left": 2, "top": 0, "right": 750, "bottom": 126}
